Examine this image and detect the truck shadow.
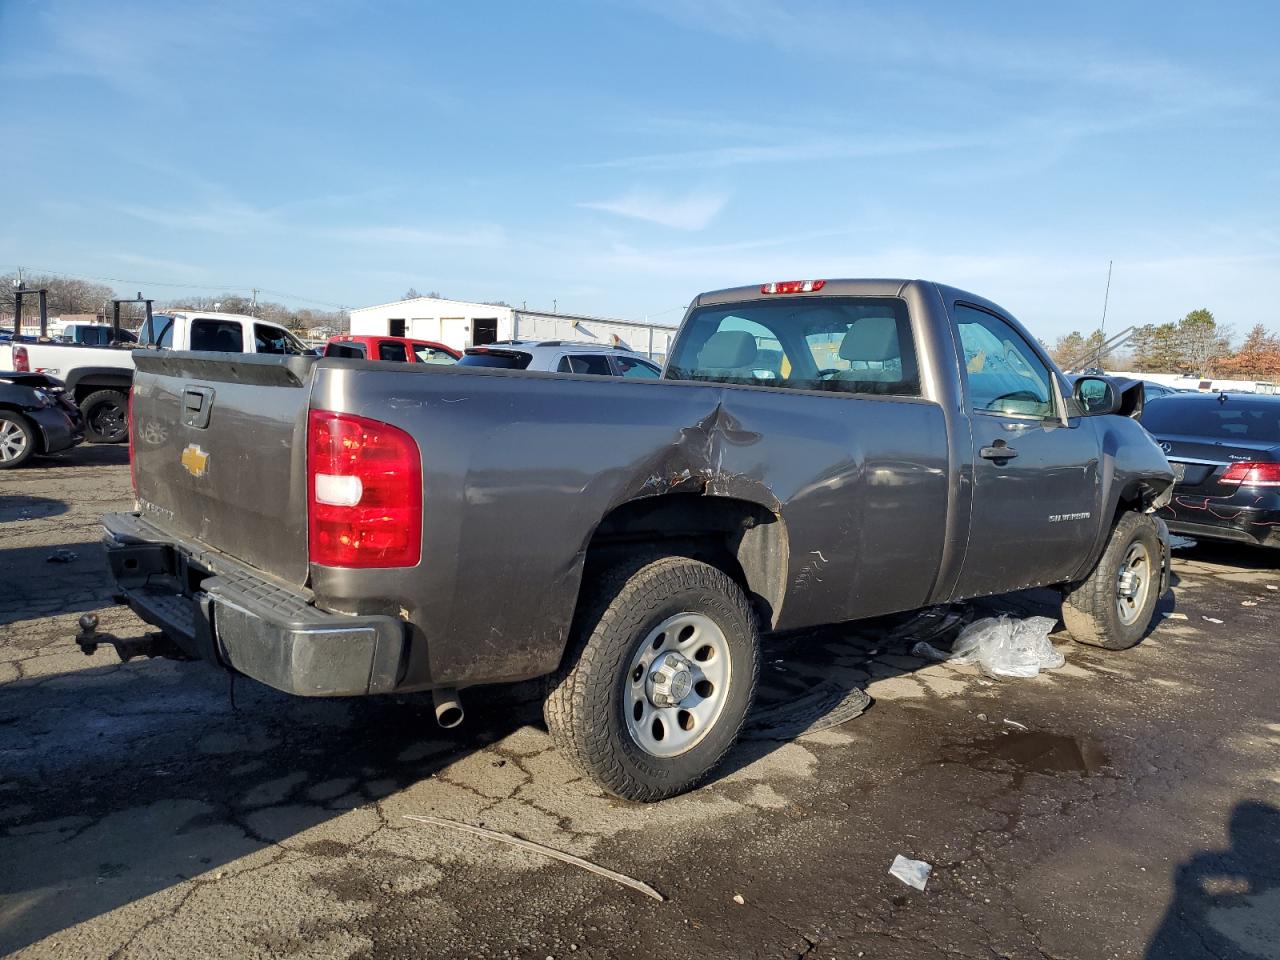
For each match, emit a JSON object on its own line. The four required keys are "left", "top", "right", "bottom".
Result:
{"left": 0, "top": 583, "right": 1184, "bottom": 952}
{"left": 1145, "top": 800, "right": 1280, "bottom": 959}
{"left": 0, "top": 658, "right": 530, "bottom": 955}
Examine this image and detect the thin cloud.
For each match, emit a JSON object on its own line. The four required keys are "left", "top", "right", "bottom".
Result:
{"left": 580, "top": 189, "right": 729, "bottom": 230}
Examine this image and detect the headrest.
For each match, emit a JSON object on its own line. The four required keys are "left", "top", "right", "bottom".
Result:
{"left": 839, "top": 316, "right": 899, "bottom": 363}
{"left": 698, "top": 330, "right": 758, "bottom": 369}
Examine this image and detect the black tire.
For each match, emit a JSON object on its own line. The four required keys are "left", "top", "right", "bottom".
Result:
{"left": 544, "top": 555, "right": 760, "bottom": 802}
{"left": 0, "top": 411, "right": 37, "bottom": 469}
{"left": 1062, "top": 512, "right": 1163, "bottom": 650}
{"left": 80, "top": 389, "right": 129, "bottom": 444}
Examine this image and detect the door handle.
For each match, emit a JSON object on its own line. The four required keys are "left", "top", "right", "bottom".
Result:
{"left": 980, "top": 441, "right": 1018, "bottom": 460}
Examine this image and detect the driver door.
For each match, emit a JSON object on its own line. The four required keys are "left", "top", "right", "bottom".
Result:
{"left": 950, "top": 303, "right": 1102, "bottom": 599}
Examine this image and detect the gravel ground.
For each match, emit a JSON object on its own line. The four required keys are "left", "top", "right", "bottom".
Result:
{"left": 2, "top": 445, "right": 1277, "bottom": 959}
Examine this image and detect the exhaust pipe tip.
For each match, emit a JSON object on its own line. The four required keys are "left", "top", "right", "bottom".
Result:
{"left": 433, "top": 688, "right": 464, "bottom": 729}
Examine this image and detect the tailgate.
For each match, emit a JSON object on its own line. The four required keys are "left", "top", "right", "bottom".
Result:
{"left": 131, "top": 352, "right": 318, "bottom": 585}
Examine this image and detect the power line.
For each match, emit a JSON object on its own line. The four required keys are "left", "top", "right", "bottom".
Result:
{"left": 3, "top": 263, "right": 351, "bottom": 311}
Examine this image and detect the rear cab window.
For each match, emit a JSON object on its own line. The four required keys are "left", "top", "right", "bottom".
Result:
{"left": 324, "top": 342, "right": 367, "bottom": 359}
{"left": 666, "top": 297, "right": 920, "bottom": 397}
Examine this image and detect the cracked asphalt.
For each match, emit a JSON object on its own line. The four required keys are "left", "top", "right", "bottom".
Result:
{"left": 2, "top": 445, "right": 1278, "bottom": 960}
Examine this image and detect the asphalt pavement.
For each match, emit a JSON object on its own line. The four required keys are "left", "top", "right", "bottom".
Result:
{"left": 2, "top": 445, "right": 1277, "bottom": 959}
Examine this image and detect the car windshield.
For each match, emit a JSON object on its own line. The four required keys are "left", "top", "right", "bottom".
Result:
{"left": 1142, "top": 397, "right": 1280, "bottom": 443}
{"left": 666, "top": 297, "right": 920, "bottom": 397}
{"left": 457, "top": 350, "right": 533, "bottom": 370}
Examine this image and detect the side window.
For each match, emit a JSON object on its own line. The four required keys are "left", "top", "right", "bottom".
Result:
{"left": 414, "top": 345, "right": 456, "bottom": 364}
{"left": 615, "top": 356, "right": 660, "bottom": 378}
{"left": 190, "top": 319, "right": 244, "bottom": 353}
{"left": 955, "top": 305, "right": 1054, "bottom": 418}
{"left": 559, "top": 354, "right": 614, "bottom": 375}
{"left": 255, "top": 324, "right": 291, "bottom": 354}
{"left": 378, "top": 340, "right": 409, "bottom": 362}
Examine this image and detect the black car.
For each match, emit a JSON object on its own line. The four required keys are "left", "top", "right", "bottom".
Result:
{"left": 0, "top": 371, "right": 85, "bottom": 468}
{"left": 1142, "top": 392, "right": 1280, "bottom": 548}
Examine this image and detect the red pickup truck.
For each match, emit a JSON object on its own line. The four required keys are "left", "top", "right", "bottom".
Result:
{"left": 323, "top": 335, "right": 460, "bottom": 364}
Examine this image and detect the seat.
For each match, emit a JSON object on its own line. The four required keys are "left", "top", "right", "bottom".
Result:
{"left": 696, "top": 330, "right": 758, "bottom": 380}
{"left": 834, "top": 315, "right": 901, "bottom": 383}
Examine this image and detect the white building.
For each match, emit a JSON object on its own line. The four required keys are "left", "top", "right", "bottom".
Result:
{"left": 348, "top": 296, "right": 679, "bottom": 361}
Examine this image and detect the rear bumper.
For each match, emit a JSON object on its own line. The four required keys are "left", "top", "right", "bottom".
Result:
{"left": 1160, "top": 495, "right": 1280, "bottom": 549}
{"left": 102, "top": 512, "right": 405, "bottom": 696}
{"left": 29, "top": 404, "right": 84, "bottom": 454}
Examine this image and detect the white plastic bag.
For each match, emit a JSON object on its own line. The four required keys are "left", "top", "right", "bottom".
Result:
{"left": 946, "top": 615, "right": 1063, "bottom": 679}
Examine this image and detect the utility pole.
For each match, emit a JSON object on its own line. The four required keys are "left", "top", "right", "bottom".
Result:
{"left": 251, "top": 288, "right": 259, "bottom": 313}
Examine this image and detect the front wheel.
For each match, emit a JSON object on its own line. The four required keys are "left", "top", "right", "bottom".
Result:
{"left": 80, "top": 389, "right": 129, "bottom": 444}
{"left": 1062, "top": 512, "right": 1163, "bottom": 650}
{"left": 544, "top": 555, "right": 760, "bottom": 802}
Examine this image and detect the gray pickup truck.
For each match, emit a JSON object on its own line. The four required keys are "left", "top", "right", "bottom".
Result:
{"left": 99, "top": 279, "right": 1174, "bottom": 800}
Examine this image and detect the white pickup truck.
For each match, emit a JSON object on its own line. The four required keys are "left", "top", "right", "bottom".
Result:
{"left": 0, "top": 311, "right": 306, "bottom": 442}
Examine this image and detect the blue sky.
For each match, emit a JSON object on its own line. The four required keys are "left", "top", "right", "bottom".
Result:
{"left": 2, "top": 0, "right": 1278, "bottom": 339}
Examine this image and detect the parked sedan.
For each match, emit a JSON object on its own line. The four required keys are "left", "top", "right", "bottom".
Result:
{"left": 0, "top": 372, "right": 85, "bottom": 468}
{"left": 1142, "top": 393, "right": 1280, "bottom": 548}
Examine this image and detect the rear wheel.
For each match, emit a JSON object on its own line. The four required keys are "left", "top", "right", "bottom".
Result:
{"left": 544, "top": 555, "right": 760, "bottom": 802}
{"left": 1063, "top": 512, "right": 1162, "bottom": 650}
{"left": 80, "top": 389, "right": 129, "bottom": 444}
{"left": 0, "top": 412, "right": 36, "bottom": 468}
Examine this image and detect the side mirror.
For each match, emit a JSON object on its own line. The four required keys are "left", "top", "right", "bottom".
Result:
{"left": 1073, "top": 376, "right": 1121, "bottom": 416}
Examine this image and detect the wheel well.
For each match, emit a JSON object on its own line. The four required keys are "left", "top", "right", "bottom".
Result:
{"left": 73, "top": 382, "right": 131, "bottom": 403}
{"left": 583, "top": 494, "right": 788, "bottom": 628}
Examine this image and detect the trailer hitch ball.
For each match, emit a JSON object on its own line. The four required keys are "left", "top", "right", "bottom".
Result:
{"left": 76, "top": 613, "right": 101, "bottom": 656}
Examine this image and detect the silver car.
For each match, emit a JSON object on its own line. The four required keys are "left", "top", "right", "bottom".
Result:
{"left": 455, "top": 340, "right": 661, "bottom": 377}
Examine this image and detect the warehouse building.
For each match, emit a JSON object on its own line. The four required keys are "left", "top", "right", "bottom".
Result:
{"left": 348, "top": 296, "right": 679, "bottom": 361}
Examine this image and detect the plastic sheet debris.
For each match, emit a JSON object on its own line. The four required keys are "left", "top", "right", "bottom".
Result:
{"left": 1267, "top": 585, "right": 1278, "bottom": 591}
{"left": 1202, "top": 616, "right": 1224, "bottom": 624}
{"left": 1242, "top": 601, "right": 1257, "bottom": 607}
{"left": 1168, "top": 535, "right": 1198, "bottom": 550}
{"left": 1003, "top": 719, "right": 1029, "bottom": 731}
{"left": 1165, "top": 612, "right": 1189, "bottom": 621}
{"left": 917, "top": 615, "right": 1063, "bottom": 679}
{"left": 889, "top": 854, "right": 932, "bottom": 891}
{"left": 45, "top": 549, "right": 78, "bottom": 563}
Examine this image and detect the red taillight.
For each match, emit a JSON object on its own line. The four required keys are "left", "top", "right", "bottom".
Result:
{"left": 307, "top": 409, "right": 422, "bottom": 568}
{"left": 127, "top": 391, "right": 136, "bottom": 492}
{"left": 761, "top": 280, "right": 826, "bottom": 295}
{"left": 13, "top": 346, "right": 29, "bottom": 372}
{"left": 1220, "top": 461, "right": 1280, "bottom": 487}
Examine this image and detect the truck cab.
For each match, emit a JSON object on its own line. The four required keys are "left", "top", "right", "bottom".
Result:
{"left": 137, "top": 312, "right": 307, "bottom": 355}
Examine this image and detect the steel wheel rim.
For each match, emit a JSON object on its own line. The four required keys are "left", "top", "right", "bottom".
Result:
{"left": 1116, "top": 541, "right": 1152, "bottom": 626}
{"left": 0, "top": 420, "right": 27, "bottom": 461}
{"left": 624, "top": 612, "right": 731, "bottom": 758}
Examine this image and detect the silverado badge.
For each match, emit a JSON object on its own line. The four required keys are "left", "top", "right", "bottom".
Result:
{"left": 180, "top": 443, "right": 210, "bottom": 478}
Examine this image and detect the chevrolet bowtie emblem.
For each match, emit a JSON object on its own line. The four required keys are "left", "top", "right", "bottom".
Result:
{"left": 181, "top": 444, "right": 210, "bottom": 478}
